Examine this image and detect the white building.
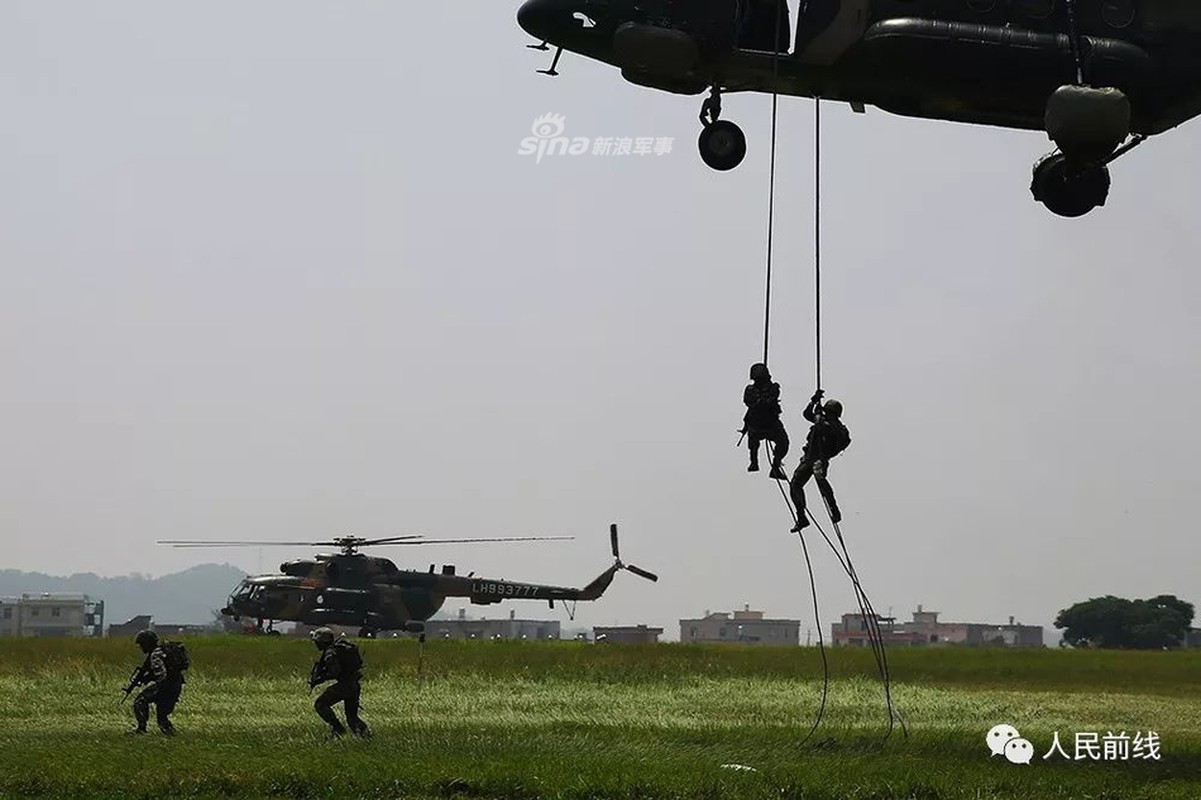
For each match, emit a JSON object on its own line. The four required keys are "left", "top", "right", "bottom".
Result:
{"left": 680, "top": 605, "right": 799, "bottom": 646}
{"left": 429, "top": 608, "right": 560, "bottom": 640}
{"left": 0, "top": 594, "right": 104, "bottom": 637}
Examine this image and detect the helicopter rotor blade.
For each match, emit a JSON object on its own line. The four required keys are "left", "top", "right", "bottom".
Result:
{"left": 625, "top": 564, "right": 659, "bottom": 582}
{"left": 157, "top": 536, "right": 427, "bottom": 548}
{"left": 368, "top": 536, "right": 575, "bottom": 545}
{"left": 354, "top": 536, "right": 431, "bottom": 546}
{"left": 158, "top": 535, "right": 570, "bottom": 549}
{"left": 610, "top": 524, "right": 620, "bottom": 560}
{"left": 157, "top": 541, "right": 336, "bottom": 547}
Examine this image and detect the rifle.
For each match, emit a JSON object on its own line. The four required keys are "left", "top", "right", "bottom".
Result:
{"left": 308, "top": 660, "right": 323, "bottom": 696}
{"left": 120, "top": 663, "right": 147, "bottom": 704}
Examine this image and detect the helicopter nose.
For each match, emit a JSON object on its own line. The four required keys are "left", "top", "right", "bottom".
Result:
{"left": 519, "top": 0, "right": 592, "bottom": 42}
{"left": 517, "top": 0, "right": 553, "bottom": 40}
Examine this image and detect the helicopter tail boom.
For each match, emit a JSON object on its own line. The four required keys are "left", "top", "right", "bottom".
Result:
{"left": 456, "top": 523, "right": 656, "bottom": 605}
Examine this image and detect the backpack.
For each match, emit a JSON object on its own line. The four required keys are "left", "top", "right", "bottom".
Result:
{"left": 824, "top": 421, "right": 851, "bottom": 458}
{"left": 332, "top": 639, "right": 363, "bottom": 674}
{"left": 160, "top": 641, "right": 190, "bottom": 677}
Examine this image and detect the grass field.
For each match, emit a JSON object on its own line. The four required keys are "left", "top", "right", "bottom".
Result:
{"left": 1, "top": 637, "right": 1199, "bottom": 799}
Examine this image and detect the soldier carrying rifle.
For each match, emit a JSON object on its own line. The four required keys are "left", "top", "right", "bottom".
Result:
{"left": 308, "top": 627, "right": 370, "bottom": 738}
{"left": 123, "top": 629, "right": 189, "bottom": 735}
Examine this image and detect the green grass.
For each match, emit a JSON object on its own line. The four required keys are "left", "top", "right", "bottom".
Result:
{"left": 0, "top": 638, "right": 1198, "bottom": 799}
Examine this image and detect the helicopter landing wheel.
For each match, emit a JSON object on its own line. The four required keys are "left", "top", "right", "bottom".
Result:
{"left": 1031, "top": 153, "right": 1110, "bottom": 217}
{"left": 699, "top": 120, "right": 746, "bottom": 171}
{"left": 358, "top": 627, "right": 377, "bottom": 639}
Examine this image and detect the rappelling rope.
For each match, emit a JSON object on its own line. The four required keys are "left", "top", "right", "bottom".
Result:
{"left": 765, "top": 439, "right": 906, "bottom": 742}
{"left": 761, "top": 0, "right": 783, "bottom": 365}
{"left": 759, "top": 5, "right": 831, "bottom": 747}
{"left": 814, "top": 97, "right": 821, "bottom": 390}
{"left": 815, "top": 500, "right": 909, "bottom": 740}
{"left": 765, "top": 442, "right": 830, "bottom": 746}
{"left": 756, "top": 86, "right": 904, "bottom": 742}
{"left": 810, "top": 97, "right": 905, "bottom": 739}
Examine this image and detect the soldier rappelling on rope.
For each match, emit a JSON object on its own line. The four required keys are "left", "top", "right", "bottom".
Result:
{"left": 740, "top": 362, "right": 789, "bottom": 480}
{"left": 789, "top": 389, "right": 850, "bottom": 532}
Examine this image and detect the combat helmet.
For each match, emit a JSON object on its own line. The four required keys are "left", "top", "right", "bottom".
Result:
{"left": 823, "top": 399, "right": 843, "bottom": 418}
{"left": 311, "top": 627, "right": 336, "bottom": 647}
{"left": 135, "top": 629, "right": 158, "bottom": 651}
{"left": 749, "top": 362, "right": 770, "bottom": 381}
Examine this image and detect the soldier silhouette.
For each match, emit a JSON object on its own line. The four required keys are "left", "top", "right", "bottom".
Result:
{"left": 790, "top": 389, "right": 851, "bottom": 532}
{"left": 741, "top": 362, "right": 789, "bottom": 480}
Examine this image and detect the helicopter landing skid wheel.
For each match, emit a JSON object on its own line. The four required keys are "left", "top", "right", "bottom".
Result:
{"left": 1031, "top": 152, "right": 1110, "bottom": 218}
{"left": 698, "top": 85, "right": 746, "bottom": 171}
{"left": 699, "top": 120, "right": 746, "bottom": 171}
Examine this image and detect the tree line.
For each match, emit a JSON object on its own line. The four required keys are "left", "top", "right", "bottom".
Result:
{"left": 1055, "top": 594, "right": 1195, "bottom": 649}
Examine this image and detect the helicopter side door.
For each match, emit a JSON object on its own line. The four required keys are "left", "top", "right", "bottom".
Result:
{"left": 736, "top": 0, "right": 791, "bottom": 53}
{"left": 795, "top": 0, "right": 870, "bottom": 65}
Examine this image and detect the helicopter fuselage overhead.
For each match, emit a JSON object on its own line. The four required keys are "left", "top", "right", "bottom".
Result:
{"left": 516, "top": 0, "right": 1201, "bottom": 216}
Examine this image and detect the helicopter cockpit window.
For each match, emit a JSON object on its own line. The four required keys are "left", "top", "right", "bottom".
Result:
{"left": 229, "top": 580, "right": 260, "bottom": 605}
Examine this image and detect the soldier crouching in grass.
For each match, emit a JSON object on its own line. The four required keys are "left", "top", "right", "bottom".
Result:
{"left": 125, "top": 629, "right": 188, "bottom": 735}
{"left": 308, "top": 627, "right": 370, "bottom": 738}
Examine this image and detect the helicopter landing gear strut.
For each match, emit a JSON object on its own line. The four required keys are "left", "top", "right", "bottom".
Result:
{"left": 698, "top": 85, "right": 746, "bottom": 171}
{"left": 1030, "top": 30, "right": 1144, "bottom": 218}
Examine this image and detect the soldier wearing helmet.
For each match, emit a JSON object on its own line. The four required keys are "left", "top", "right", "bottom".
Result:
{"left": 127, "top": 629, "right": 187, "bottom": 735}
{"left": 789, "top": 389, "right": 851, "bottom": 532}
{"left": 308, "top": 627, "right": 370, "bottom": 738}
{"left": 741, "top": 362, "right": 790, "bottom": 480}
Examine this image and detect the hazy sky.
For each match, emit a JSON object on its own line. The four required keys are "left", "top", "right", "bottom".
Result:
{"left": 3, "top": 2, "right": 1199, "bottom": 641}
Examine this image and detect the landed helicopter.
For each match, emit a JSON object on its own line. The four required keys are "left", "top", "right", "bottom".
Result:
{"left": 516, "top": 0, "right": 1201, "bottom": 216}
{"left": 159, "top": 524, "right": 657, "bottom": 638}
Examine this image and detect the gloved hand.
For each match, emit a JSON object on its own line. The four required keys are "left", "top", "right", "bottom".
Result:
{"left": 811, "top": 389, "right": 824, "bottom": 402}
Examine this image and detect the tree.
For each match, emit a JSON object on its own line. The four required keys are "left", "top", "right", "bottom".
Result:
{"left": 1054, "top": 594, "right": 1195, "bottom": 649}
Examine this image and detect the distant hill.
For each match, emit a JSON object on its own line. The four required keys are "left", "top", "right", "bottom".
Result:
{"left": 0, "top": 563, "right": 250, "bottom": 629}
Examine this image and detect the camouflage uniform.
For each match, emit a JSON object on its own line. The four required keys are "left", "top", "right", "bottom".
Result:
{"left": 789, "top": 392, "right": 850, "bottom": 531}
{"left": 310, "top": 631, "right": 369, "bottom": 737}
{"left": 742, "top": 364, "right": 789, "bottom": 479}
{"left": 130, "top": 635, "right": 184, "bottom": 735}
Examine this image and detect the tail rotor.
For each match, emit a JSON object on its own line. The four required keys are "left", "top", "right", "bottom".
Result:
{"left": 610, "top": 523, "right": 658, "bottom": 582}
